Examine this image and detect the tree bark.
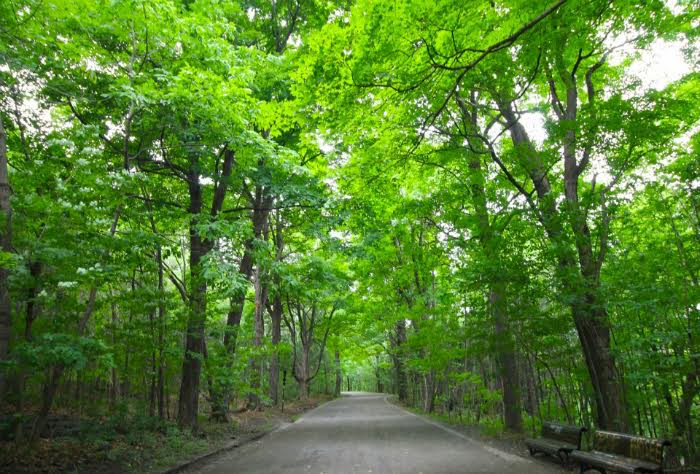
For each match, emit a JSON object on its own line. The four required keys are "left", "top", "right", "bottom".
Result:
{"left": 299, "top": 346, "right": 310, "bottom": 400}
{"left": 393, "top": 319, "right": 408, "bottom": 402}
{"left": 334, "top": 349, "right": 342, "bottom": 397}
{"left": 178, "top": 149, "right": 233, "bottom": 430}
{"left": 423, "top": 371, "right": 436, "bottom": 413}
{"left": 224, "top": 252, "right": 252, "bottom": 352}
{"left": 268, "top": 215, "right": 284, "bottom": 405}
{"left": 491, "top": 284, "right": 523, "bottom": 432}
{"left": 0, "top": 115, "right": 12, "bottom": 397}
{"left": 247, "top": 263, "right": 267, "bottom": 410}
{"left": 177, "top": 164, "right": 208, "bottom": 428}
{"left": 269, "top": 292, "right": 282, "bottom": 405}
{"left": 224, "top": 190, "right": 273, "bottom": 351}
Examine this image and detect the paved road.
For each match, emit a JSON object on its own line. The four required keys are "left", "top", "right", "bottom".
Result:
{"left": 194, "top": 392, "right": 558, "bottom": 474}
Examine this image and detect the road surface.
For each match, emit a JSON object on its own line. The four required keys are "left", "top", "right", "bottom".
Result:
{"left": 193, "top": 392, "right": 561, "bottom": 474}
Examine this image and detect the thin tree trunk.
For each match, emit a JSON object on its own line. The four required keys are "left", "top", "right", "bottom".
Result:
{"left": 0, "top": 116, "right": 12, "bottom": 397}
{"left": 269, "top": 293, "right": 282, "bottom": 405}
{"left": 247, "top": 264, "right": 267, "bottom": 410}
{"left": 15, "top": 260, "right": 40, "bottom": 442}
{"left": 334, "top": 349, "right": 341, "bottom": 396}
{"left": 147, "top": 191, "right": 167, "bottom": 420}
{"left": 299, "top": 347, "right": 310, "bottom": 400}
{"left": 423, "top": 371, "right": 435, "bottom": 413}
{"left": 110, "top": 300, "right": 120, "bottom": 407}
{"left": 148, "top": 307, "right": 157, "bottom": 418}
{"left": 224, "top": 253, "right": 252, "bottom": 352}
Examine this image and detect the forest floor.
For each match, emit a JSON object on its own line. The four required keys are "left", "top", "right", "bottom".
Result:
{"left": 0, "top": 395, "right": 333, "bottom": 474}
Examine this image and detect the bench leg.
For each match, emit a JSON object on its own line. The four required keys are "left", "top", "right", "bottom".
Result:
{"left": 558, "top": 451, "right": 569, "bottom": 469}
{"left": 528, "top": 447, "right": 536, "bottom": 456}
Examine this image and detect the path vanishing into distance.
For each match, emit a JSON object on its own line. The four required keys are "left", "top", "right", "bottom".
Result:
{"left": 192, "top": 392, "right": 563, "bottom": 474}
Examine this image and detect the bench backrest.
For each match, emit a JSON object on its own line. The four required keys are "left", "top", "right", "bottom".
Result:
{"left": 593, "top": 430, "right": 671, "bottom": 465}
{"left": 541, "top": 422, "right": 586, "bottom": 448}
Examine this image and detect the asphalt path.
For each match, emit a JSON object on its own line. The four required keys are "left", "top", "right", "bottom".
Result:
{"left": 193, "top": 392, "right": 561, "bottom": 474}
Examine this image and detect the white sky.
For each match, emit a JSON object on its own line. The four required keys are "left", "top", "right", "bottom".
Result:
{"left": 519, "top": 37, "right": 692, "bottom": 146}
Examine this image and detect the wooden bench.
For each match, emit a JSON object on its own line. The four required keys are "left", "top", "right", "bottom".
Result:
{"left": 525, "top": 421, "right": 587, "bottom": 465}
{"left": 569, "top": 430, "right": 671, "bottom": 473}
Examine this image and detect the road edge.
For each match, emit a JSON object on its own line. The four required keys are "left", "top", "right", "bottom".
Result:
{"left": 159, "top": 397, "right": 338, "bottom": 474}
{"left": 382, "top": 396, "right": 533, "bottom": 465}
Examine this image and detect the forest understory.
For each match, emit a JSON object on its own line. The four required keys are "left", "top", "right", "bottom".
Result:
{"left": 0, "top": 396, "right": 331, "bottom": 473}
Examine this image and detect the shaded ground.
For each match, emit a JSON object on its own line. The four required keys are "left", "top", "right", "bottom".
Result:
{"left": 189, "top": 392, "right": 568, "bottom": 474}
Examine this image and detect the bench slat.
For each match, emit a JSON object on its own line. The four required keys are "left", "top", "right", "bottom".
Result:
{"left": 594, "top": 430, "right": 670, "bottom": 466}
{"left": 542, "top": 421, "right": 587, "bottom": 447}
{"left": 526, "top": 421, "right": 587, "bottom": 466}
{"left": 571, "top": 430, "right": 670, "bottom": 474}
{"left": 570, "top": 449, "right": 662, "bottom": 473}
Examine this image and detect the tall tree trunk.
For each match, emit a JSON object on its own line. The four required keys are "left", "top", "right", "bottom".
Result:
{"left": 224, "top": 253, "right": 252, "bottom": 352}
{"left": 334, "top": 349, "right": 341, "bottom": 397}
{"left": 178, "top": 149, "right": 233, "bottom": 429}
{"left": 148, "top": 308, "right": 157, "bottom": 418}
{"left": 110, "top": 300, "right": 120, "bottom": 408}
{"left": 458, "top": 94, "right": 523, "bottom": 431}
{"left": 423, "top": 371, "right": 435, "bottom": 413}
{"left": 394, "top": 320, "right": 408, "bottom": 401}
{"left": 0, "top": 115, "right": 12, "bottom": 397}
{"left": 148, "top": 198, "right": 167, "bottom": 420}
{"left": 177, "top": 170, "right": 208, "bottom": 428}
{"left": 247, "top": 264, "right": 267, "bottom": 410}
{"left": 268, "top": 214, "right": 284, "bottom": 405}
{"left": 375, "top": 355, "right": 382, "bottom": 393}
{"left": 491, "top": 284, "right": 522, "bottom": 432}
{"left": 224, "top": 191, "right": 272, "bottom": 352}
{"left": 15, "top": 260, "right": 40, "bottom": 442}
{"left": 299, "top": 347, "right": 310, "bottom": 400}
{"left": 269, "top": 293, "right": 282, "bottom": 405}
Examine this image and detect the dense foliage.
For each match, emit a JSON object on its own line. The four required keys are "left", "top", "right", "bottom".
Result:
{"left": 0, "top": 0, "right": 698, "bottom": 470}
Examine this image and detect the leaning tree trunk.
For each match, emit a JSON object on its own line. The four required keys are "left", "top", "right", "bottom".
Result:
{"left": 498, "top": 101, "right": 628, "bottom": 431}
{"left": 224, "top": 190, "right": 272, "bottom": 351}
{"left": 0, "top": 116, "right": 12, "bottom": 397}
